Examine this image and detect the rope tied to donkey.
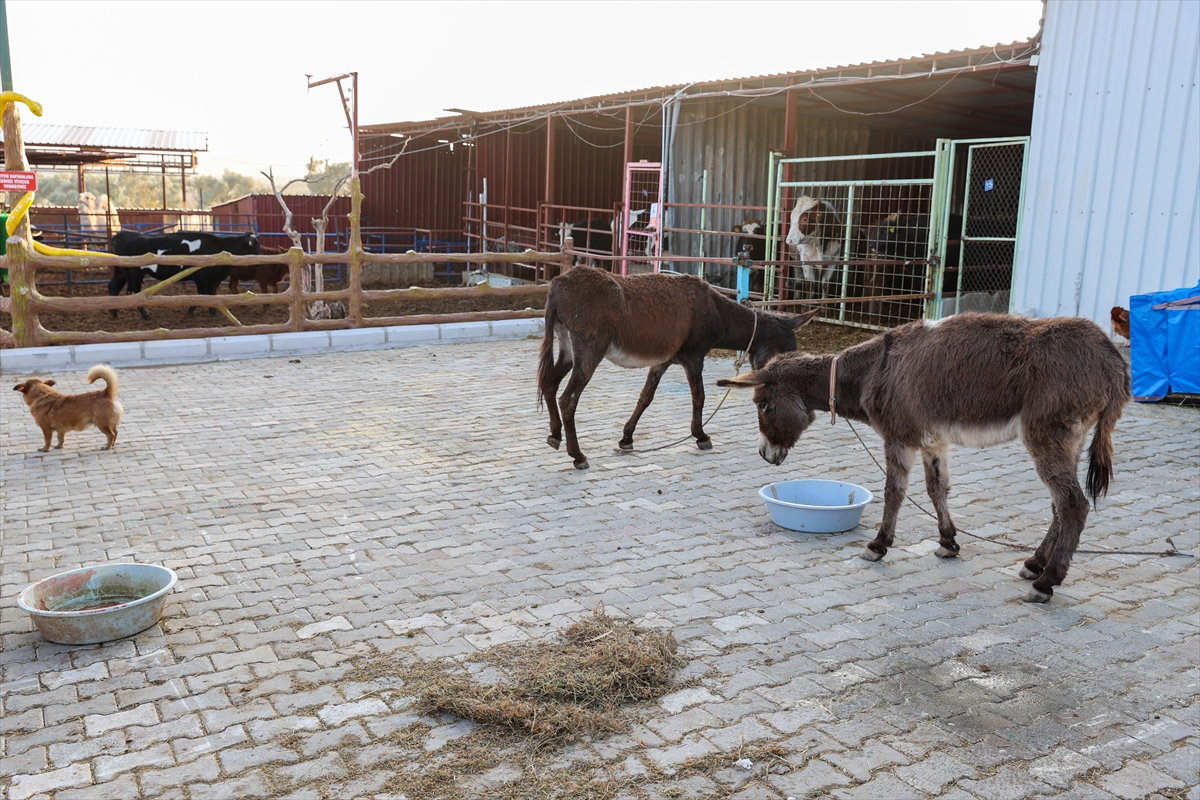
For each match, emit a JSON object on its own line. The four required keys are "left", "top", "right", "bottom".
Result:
{"left": 619, "top": 304, "right": 759, "bottom": 455}
{"left": 836, "top": 414, "right": 1191, "bottom": 559}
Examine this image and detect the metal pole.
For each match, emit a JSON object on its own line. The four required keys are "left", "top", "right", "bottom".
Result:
{"left": 351, "top": 72, "right": 358, "bottom": 177}
{"left": 0, "top": 0, "right": 13, "bottom": 92}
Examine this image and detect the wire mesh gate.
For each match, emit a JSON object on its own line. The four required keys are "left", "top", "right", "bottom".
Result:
{"left": 621, "top": 161, "right": 663, "bottom": 275}
{"left": 936, "top": 137, "right": 1030, "bottom": 318}
{"left": 765, "top": 137, "right": 1029, "bottom": 330}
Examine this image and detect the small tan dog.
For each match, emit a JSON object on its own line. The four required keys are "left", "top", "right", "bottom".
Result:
{"left": 13, "top": 365, "right": 124, "bottom": 452}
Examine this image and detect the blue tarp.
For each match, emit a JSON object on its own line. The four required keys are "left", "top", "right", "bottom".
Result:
{"left": 1130, "top": 280, "right": 1200, "bottom": 400}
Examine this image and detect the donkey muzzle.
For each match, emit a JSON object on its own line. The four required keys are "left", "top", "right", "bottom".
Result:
{"left": 758, "top": 433, "right": 789, "bottom": 465}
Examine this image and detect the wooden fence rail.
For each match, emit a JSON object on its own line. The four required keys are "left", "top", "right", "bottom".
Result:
{"left": 2, "top": 97, "right": 568, "bottom": 349}
{"left": 2, "top": 184, "right": 570, "bottom": 348}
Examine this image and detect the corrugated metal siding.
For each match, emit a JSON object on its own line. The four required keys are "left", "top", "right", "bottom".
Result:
{"left": 669, "top": 99, "right": 785, "bottom": 263}
{"left": 5, "top": 124, "right": 207, "bottom": 151}
{"left": 1014, "top": 0, "right": 1200, "bottom": 326}
{"left": 359, "top": 135, "right": 471, "bottom": 231}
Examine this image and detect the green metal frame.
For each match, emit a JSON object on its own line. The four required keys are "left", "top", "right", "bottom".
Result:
{"left": 767, "top": 139, "right": 1032, "bottom": 325}
{"left": 940, "top": 136, "right": 1031, "bottom": 317}
{"left": 772, "top": 150, "right": 942, "bottom": 326}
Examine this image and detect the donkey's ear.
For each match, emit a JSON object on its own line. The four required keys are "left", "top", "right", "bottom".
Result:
{"left": 717, "top": 372, "right": 767, "bottom": 388}
{"left": 45, "top": 380, "right": 56, "bottom": 387}
{"left": 13, "top": 383, "right": 26, "bottom": 392}
{"left": 787, "top": 307, "right": 821, "bottom": 329}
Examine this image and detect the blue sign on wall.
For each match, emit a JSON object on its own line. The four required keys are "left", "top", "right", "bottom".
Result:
{"left": 983, "top": 178, "right": 995, "bottom": 192}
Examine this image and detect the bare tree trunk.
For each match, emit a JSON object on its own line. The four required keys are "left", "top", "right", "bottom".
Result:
{"left": 263, "top": 168, "right": 332, "bottom": 320}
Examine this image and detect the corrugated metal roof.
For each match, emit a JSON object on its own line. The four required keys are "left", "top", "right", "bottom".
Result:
{"left": 1, "top": 124, "right": 207, "bottom": 152}
{"left": 363, "top": 40, "right": 1038, "bottom": 135}
{"left": 1013, "top": 0, "right": 1199, "bottom": 328}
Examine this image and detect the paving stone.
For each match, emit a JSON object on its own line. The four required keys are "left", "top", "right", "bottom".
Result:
{"left": 1098, "top": 760, "right": 1187, "bottom": 800}
{"left": 8, "top": 763, "right": 92, "bottom": 800}
{"left": 831, "top": 772, "right": 925, "bottom": 799}
{"left": 84, "top": 703, "right": 159, "bottom": 737}
{"left": 767, "top": 758, "right": 853, "bottom": 795}
{"left": 1029, "top": 745, "right": 1104, "bottom": 788}
{"left": 94, "top": 742, "right": 176, "bottom": 782}
{"left": 187, "top": 770, "right": 273, "bottom": 800}
{"left": 1, "top": 341, "right": 1195, "bottom": 800}
{"left": 894, "top": 751, "right": 976, "bottom": 794}
{"left": 55, "top": 774, "right": 140, "bottom": 800}
{"left": 956, "top": 764, "right": 1055, "bottom": 800}
{"left": 137, "top": 754, "right": 221, "bottom": 796}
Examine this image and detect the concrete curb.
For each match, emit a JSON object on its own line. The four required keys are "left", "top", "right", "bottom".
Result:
{"left": 0, "top": 318, "right": 545, "bottom": 375}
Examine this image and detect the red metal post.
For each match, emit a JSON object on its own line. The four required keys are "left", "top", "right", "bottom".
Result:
{"left": 544, "top": 116, "right": 555, "bottom": 206}
{"left": 623, "top": 106, "right": 634, "bottom": 172}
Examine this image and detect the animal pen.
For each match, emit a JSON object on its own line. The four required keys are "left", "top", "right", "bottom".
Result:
{"left": 0, "top": 100, "right": 567, "bottom": 350}
{"left": 356, "top": 41, "right": 1037, "bottom": 330}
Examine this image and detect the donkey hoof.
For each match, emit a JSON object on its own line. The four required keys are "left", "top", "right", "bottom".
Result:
{"left": 618, "top": 441, "right": 634, "bottom": 451}
{"left": 547, "top": 436, "right": 561, "bottom": 451}
{"left": 574, "top": 459, "right": 590, "bottom": 471}
{"left": 860, "top": 548, "right": 884, "bottom": 562}
{"left": 1018, "top": 566, "right": 1041, "bottom": 580}
{"left": 1023, "top": 588, "right": 1053, "bottom": 604}
{"left": 934, "top": 546, "right": 959, "bottom": 559}
{"left": 696, "top": 439, "right": 713, "bottom": 451}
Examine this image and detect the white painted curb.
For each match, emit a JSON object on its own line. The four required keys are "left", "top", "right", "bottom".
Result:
{"left": 0, "top": 318, "right": 545, "bottom": 375}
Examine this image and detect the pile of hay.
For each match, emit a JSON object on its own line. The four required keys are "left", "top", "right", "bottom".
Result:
{"left": 416, "top": 607, "right": 681, "bottom": 746}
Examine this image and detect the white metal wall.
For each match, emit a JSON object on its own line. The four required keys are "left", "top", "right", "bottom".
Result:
{"left": 1013, "top": 0, "right": 1200, "bottom": 327}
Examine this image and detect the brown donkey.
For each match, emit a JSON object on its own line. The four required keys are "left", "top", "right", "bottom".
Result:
{"left": 718, "top": 313, "right": 1131, "bottom": 602}
{"left": 538, "top": 267, "right": 817, "bottom": 470}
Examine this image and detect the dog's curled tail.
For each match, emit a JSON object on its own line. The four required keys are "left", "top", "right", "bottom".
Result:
{"left": 86, "top": 364, "right": 119, "bottom": 399}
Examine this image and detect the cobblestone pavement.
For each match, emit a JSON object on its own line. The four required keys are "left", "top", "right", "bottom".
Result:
{"left": 1, "top": 337, "right": 1197, "bottom": 800}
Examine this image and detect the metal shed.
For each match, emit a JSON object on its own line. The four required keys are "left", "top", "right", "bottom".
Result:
{"left": 360, "top": 42, "right": 1036, "bottom": 237}
{"left": 1013, "top": 0, "right": 1200, "bottom": 329}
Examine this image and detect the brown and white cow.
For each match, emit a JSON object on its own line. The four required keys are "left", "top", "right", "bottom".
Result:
{"left": 785, "top": 196, "right": 844, "bottom": 298}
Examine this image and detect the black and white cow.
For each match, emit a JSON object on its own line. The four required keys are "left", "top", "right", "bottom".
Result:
{"left": 108, "top": 231, "right": 262, "bottom": 319}
{"left": 732, "top": 219, "right": 768, "bottom": 293}
{"left": 559, "top": 217, "right": 616, "bottom": 268}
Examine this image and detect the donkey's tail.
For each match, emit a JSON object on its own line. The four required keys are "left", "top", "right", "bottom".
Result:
{"left": 1085, "top": 390, "right": 1127, "bottom": 507}
{"left": 536, "top": 295, "right": 558, "bottom": 411}
{"left": 86, "top": 364, "right": 119, "bottom": 399}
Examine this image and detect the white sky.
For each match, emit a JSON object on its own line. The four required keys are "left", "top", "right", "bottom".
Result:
{"left": 12, "top": 1, "right": 1043, "bottom": 181}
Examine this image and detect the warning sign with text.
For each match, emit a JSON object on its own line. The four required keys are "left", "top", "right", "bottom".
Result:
{"left": 0, "top": 171, "right": 37, "bottom": 192}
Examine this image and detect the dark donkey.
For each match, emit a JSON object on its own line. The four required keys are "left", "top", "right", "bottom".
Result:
{"left": 718, "top": 313, "right": 1131, "bottom": 602}
{"left": 538, "top": 266, "right": 817, "bottom": 470}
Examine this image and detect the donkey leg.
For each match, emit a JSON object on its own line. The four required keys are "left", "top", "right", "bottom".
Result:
{"left": 863, "top": 442, "right": 915, "bottom": 561}
{"left": 543, "top": 353, "right": 574, "bottom": 451}
{"left": 921, "top": 444, "right": 960, "bottom": 558}
{"left": 619, "top": 363, "right": 669, "bottom": 450}
{"left": 682, "top": 358, "right": 713, "bottom": 450}
{"left": 1020, "top": 505, "right": 1058, "bottom": 580}
{"left": 558, "top": 346, "right": 603, "bottom": 470}
{"left": 1023, "top": 429, "right": 1090, "bottom": 602}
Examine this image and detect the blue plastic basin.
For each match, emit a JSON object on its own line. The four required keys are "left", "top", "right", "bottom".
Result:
{"left": 759, "top": 479, "right": 874, "bottom": 534}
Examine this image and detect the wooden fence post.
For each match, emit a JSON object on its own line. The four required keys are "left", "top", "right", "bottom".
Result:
{"left": 287, "top": 246, "right": 306, "bottom": 331}
{"left": 347, "top": 176, "right": 364, "bottom": 326}
{"left": 7, "top": 236, "right": 38, "bottom": 348}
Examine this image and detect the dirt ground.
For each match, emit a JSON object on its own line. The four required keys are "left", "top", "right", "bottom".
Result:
{"left": 1, "top": 275, "right": 876, "bottom": 354}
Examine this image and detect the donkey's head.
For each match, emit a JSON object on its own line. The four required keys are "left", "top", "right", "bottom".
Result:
{"left": 746, "top": 307, "right": 819, "bottom": 371}
{"left": 717, "top": 352, "right": 824, "bottom": 464}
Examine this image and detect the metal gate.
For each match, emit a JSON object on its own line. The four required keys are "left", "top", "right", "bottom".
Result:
{"left": 621, "top": 160, "right": 663, "bottom": 275}
{"left": 766, "top": 137, "right": 1029, "bottom": 329}
{"left": 936, "top": 137, "right": 1030, "bottom": 318}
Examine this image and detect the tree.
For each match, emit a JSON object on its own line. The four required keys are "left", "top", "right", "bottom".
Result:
{"left": 303, "top": 158, "right": 353, "bottom": 197}
{"left": 29, "top": 168, "right": 270, "bottom": 210}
